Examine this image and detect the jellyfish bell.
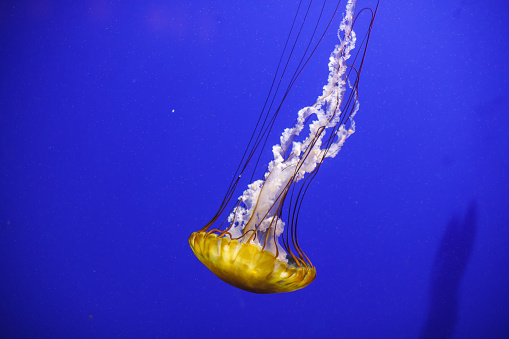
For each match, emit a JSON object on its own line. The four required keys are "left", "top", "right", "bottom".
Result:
{"left": 189, "top": 0, "right": 378, "bottom": 294}
{"left": 189, "top": 232, "right": 316, "bottom": 294}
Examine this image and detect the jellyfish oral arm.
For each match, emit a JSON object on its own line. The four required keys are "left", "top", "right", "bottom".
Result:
{"left": 227, "top": 0, "right": 358, "bottom": 259}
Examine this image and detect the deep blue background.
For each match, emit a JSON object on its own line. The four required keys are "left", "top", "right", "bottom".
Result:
{"left": 1, "top": 1, "right": 508, "bottom": 338}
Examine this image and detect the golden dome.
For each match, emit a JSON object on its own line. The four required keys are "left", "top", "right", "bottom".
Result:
{"left": 189, "top": 231, "right": 316, "bottom": 294}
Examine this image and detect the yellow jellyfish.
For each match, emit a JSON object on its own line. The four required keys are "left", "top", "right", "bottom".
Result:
{"left": 190, "top": 0, "right": 378, "bottom": 293}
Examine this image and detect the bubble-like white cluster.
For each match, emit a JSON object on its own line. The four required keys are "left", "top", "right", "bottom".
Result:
{"left": 228, "top": 0, "right": 359, "bottom": 261}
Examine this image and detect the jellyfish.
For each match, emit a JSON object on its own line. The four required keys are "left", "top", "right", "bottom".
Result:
{"left": 189, "top": 0, "right": 378, "bottom": 294}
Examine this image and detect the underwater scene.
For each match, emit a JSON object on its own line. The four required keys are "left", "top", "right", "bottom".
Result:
{"left": 1, "top": 0, "right": 509, "bottom": 338}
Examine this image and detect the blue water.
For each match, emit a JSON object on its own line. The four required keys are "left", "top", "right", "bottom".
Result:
{"left": 1, "top": 1, "right": 508, "bottom": 338}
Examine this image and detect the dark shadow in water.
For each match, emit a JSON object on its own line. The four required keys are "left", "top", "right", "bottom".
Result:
{"left": 420, "top": 200, "right": 477, "bottom": 339}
